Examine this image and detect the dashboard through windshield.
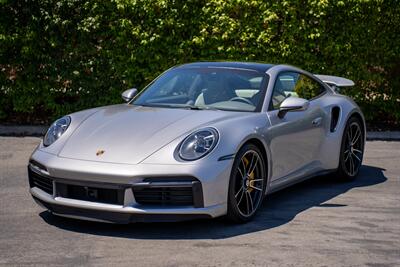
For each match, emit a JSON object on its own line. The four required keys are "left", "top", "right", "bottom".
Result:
{"left": 132, "top": 67, "right": 268, "bottom": 112}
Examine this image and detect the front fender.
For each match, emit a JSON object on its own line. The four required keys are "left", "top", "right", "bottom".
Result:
{"left": 37, "top": 107, "right": 103, "bottom": 155}
{"left": 141, "top": 113, "right": 271, "bottom": 166}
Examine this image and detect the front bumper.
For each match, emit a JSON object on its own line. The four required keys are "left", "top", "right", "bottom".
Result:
{"left": 31, "top": 191, "right": 218, "bottom": 223}
{"left": 28, "top": 149, "right": 232, "bottom": 223}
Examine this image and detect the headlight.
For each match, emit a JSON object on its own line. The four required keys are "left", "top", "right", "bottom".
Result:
{"left": 179, "top": 128, "right": 219, "bottom": 161}
{"left": 43, "top": 116, "right": 71, "bottom": 147}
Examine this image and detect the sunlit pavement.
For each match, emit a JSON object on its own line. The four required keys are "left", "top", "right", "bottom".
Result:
{"left": 1, "top": 137, "right": 399, "bottom": 266}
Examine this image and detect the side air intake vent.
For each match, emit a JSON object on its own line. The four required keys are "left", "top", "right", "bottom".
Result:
{"left": 330, "top": 106, "right": 340, "bottom": 132}
{"left": 132, "top": 177, "right": 204, "bottom": 208}
{"left": 28, "top": 168, "right": 53, "bottom": 195}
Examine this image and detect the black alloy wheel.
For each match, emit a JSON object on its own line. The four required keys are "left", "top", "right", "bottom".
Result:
{"left": 227, "top": 143, "right": 266, "bottom": 222}
{"left": 336, "top": 116, "right": 365, "bottom": 180}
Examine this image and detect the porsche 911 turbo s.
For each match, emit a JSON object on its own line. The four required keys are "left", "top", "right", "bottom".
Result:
{"left": 28, "top": 62, "right": 365, "bottom": 223}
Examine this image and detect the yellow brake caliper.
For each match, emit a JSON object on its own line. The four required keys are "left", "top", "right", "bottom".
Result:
{"left": 243, "top": 156, "right": 254, "bottom": 192}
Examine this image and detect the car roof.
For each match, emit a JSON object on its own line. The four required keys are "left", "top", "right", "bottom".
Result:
{"left": 176, "top": 61, "right": 275, "bottom": 72}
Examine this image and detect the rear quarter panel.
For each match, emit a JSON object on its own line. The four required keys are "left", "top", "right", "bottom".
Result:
{"left": 315, "top": 93, "right": 365, "bottom": 170}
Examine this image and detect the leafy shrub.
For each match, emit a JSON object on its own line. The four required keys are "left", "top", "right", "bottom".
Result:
{"left": 1, "top": 0, "right": 399, "bottom": 126}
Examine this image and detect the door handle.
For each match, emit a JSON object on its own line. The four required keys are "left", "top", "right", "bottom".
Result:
{"left": 312, "top": 117, "right": 322, "bottom": 126}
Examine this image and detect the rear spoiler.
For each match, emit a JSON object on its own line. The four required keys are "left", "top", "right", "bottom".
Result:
{"left": 314, "top": 74, "right": 354, "bottom": 92}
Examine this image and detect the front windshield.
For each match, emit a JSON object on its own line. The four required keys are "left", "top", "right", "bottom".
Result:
{"left": 132, "top": 67, "right": 268, "bottom": 112}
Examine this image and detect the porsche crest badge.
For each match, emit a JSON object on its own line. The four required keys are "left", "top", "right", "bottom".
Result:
{"left": 96, "top": 149, "right": 105, "bottom": 156}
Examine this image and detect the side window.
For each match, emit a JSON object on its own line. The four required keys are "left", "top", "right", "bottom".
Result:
{"left": 271, "top": 72, "right": 325, "bottom": 109}
{"left": 294, "top": 74, "right": 325, "bottom": 100}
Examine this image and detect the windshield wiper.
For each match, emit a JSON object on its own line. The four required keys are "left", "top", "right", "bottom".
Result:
{"left": 134, "top": 103, "right": 220, "bottom": 110}
{"left": 182, "top": 105, "right": 220, "bottom": 111}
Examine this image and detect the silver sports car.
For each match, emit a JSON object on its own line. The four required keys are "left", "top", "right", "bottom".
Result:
{"left": 28, "top": 62, "right": 365, "bottom": 223}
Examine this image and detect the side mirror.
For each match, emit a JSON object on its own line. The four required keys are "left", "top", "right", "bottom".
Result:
{"left": 278, "top": 97, "right": 309, "bottom": 119}
{"left": 121, "top": 88, "right": 138, "bottom": 102}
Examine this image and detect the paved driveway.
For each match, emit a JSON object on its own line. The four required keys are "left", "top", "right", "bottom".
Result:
{"left": 0, "top": 137, "right": 399, "bottom": 266}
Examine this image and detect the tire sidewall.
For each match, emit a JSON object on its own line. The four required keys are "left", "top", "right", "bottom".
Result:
{"left": 227, "top": 143, "right": 267, "bottom": 222}
{"left": 338, "top": 116, "right": 364, "bottom": 180}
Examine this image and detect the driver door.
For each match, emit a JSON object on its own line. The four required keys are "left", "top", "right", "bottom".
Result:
{"left": 267, "top": 72, "right": 327, "bottom": 185}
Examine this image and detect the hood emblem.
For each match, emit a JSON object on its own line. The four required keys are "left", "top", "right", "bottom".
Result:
{"left": 96, "top": 149, "right": 105, "bottom": 156}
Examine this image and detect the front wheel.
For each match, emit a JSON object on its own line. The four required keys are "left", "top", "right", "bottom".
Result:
{"left": 226, "top": 144, "right": 267, "bottom": 223}
{"left": 335, "top": 116, "right": 365, "bottom": 181}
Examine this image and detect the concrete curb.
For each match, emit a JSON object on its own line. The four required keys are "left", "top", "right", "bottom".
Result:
{"left": 366, "top": 131, "right": 400, "bottom": 141}
{"left": 0, "top": 125, "right": 399, "bottom": 141}
{"left": 0, "top": 125, "right": 48, "bottom": 137}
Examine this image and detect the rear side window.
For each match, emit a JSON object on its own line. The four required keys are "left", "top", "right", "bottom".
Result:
{"left": 270, "top": 72, "right": 325, "bottom": 109}
{"left": 295, "top": 74, "right": 325, "bottom": 100}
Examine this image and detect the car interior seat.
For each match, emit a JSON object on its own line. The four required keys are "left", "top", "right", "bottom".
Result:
{"left": 195, "top": 74, "right": 236, "bottom": 106}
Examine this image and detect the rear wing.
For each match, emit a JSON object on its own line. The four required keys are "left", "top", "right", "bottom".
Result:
{"left": 314, "top": 74, "right": 354, "bottom": 92}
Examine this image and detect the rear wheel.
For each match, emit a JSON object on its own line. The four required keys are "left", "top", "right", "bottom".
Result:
{"left": 227, "top": 144, "right": 266, "bottom": 223}
{"left": 335, "top": 116, "right": 365, "bottom": 180}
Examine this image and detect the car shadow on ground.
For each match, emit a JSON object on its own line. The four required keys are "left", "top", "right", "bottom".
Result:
{"left": 40, "top": 165, "right": 386, "bottom": 239}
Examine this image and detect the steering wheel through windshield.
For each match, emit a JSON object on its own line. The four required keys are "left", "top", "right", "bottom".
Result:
{"left": 229, "top": 96, "right": 254, "bottom": 106}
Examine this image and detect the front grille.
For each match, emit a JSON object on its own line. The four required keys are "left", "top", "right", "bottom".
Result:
{"left": 133, "top": 187, "right": 194, "bottom": 206}
{"left": 28, "top": 168, "right": 53, "bottom": 195}
{"left": 28, "top": 164, "right": 124, "bottom": 205}
{"left": 56, "top": 183, "right": 124, "bottom": 205}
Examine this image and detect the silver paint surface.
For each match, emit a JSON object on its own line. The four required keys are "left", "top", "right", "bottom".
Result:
{"left": 29, "top": 64, "right": 365, "bottom": 220}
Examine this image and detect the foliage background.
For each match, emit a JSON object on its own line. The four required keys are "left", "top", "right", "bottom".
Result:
{"left": 1, "top": 0, "right": 399, "bottom": 127}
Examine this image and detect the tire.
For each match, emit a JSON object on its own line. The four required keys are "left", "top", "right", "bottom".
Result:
{"left": 335, "top": 116, "right": 365, "bottom": 181}
{"left": 226, "top": 143, "right": 267, "bottom": 223}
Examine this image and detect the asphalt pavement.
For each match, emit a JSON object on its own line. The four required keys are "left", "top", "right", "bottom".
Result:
{"left": 0, "top": 137, "right": 399, "bottom": 266}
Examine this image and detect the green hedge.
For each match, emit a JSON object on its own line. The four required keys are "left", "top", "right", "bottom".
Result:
{"left": 1, "top": 0, "right": 399, "bottom": 126}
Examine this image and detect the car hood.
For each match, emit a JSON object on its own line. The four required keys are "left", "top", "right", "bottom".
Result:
{"left": 58, "top": 104, "right": 245, "bottom": 164}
